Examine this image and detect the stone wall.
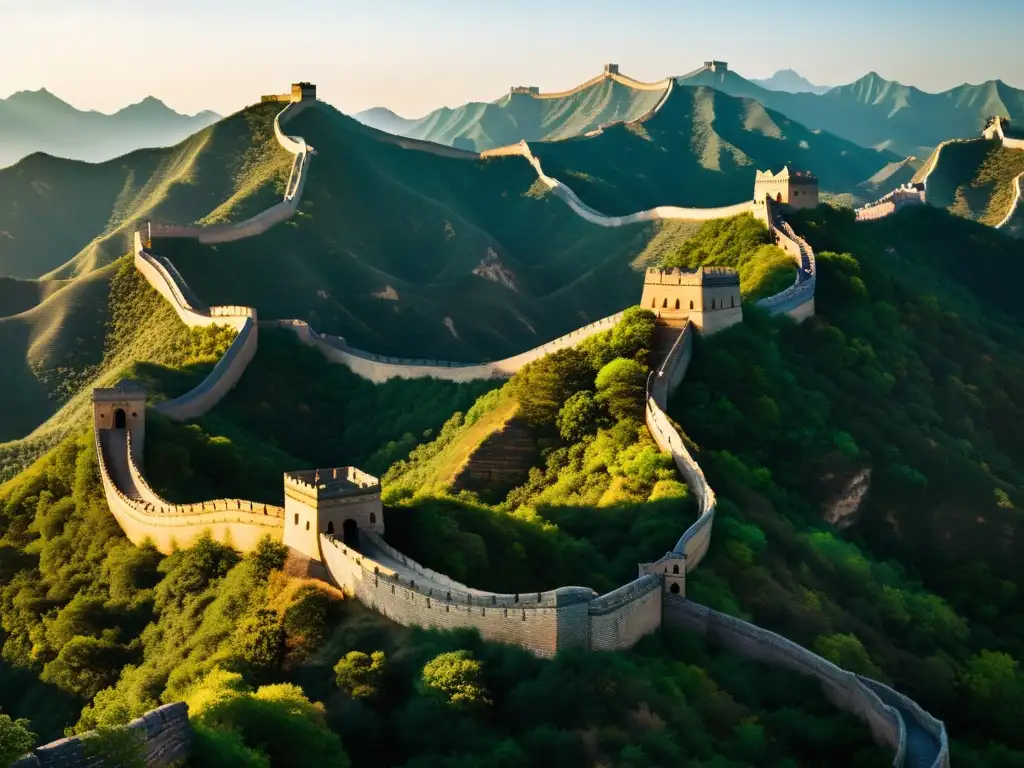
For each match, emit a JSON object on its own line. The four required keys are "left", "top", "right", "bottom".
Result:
{"left": 133, "top": 240, "right": 258, "bottom": 422}
{"left": 995, "top": 172, "right": 1023, "bottom": 230}
{"left": 855, "top": 184, "right": 926, "bottom": 222}
{"left": 95, "top": 428, "right": 284, "bottom": 555}
{"left": 479, "top": 141, "right": 757, "bottom": 225}
{"left": 664, "top": 598, "right": 950, "bottom": 768}
{"left": 11, "top": 703, "right": 191, "bottom": 768}
{"left": 271, "top": 312, "right": 625, "bottom": 383}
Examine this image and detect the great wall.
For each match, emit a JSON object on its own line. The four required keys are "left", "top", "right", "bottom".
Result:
{"left": 856, "top": 115, "right": 1024, "bottom": 229}
{"left": 54, "top": 79, "right": 959, "bottom": 767}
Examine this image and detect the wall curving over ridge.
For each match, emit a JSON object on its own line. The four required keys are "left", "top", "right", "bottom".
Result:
{"left": 665, "top": 597, "right": 949, "bottom": 768}
{"left": 133, "top": 234, "right": 258, "bottom": 422}
{"left": 995, "top": 172, "right": 1023, "bottom": 230}
{"left": 94, "top": 426, "right": 283, "bottom": 555}
{"left": 272, "top": 312, "right": 625, "bottom": 384}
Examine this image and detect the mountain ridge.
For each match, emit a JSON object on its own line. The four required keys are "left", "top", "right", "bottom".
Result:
{"left": 751, "top": 68, "right": 832, "bottom": 95}
{"left": 0, "top": 88, "right": 222, "bottom": 168}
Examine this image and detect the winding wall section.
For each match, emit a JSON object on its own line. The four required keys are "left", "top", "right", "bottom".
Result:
{"left": 101, "top": 82, "right": 946, "bottom": 765}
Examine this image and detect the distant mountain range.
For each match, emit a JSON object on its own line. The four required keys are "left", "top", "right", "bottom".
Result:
{"left": 751, "top": 69, "right": 832, "bottom": 95}
{"left": 0, "top": 88, "right": 220, "bottom": 168}
{"left": 678, "top": 68, "right": 1024, "bottom": 157}
{"left": 355, "top": 65, "right": 1024, "bottom": 160}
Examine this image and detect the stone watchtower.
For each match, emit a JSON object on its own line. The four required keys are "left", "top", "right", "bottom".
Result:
{"left": 754, "top": 167, "right": 819, "bottom": 209}
{"left": 282, "top": 467, "right": 383, "bottom": 563}
{"left": 93, "top": 382, "right": 147, "bottom": 463}
{"left": 604, "top": 63, "right": 620, "bottom": 76}
{"left": 640, "top": 266, "right": 742, "bottom": 334}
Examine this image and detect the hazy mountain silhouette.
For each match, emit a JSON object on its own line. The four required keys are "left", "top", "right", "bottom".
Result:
{"left": 751, "top": 69, "right": 832, "bottom": 95}
{"left": 678, "top": 68, "right": 1024, "bottom": 156}
{"left": 352, "top": 106, "right": 420, "bottom": 135}
{"left": 0, "top": 89, "right": 220, "bottom": 168}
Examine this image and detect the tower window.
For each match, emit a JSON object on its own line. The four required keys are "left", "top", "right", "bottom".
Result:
{"left": 674, "top": 298, "right": 680, "bottom": 310}
{"left": 662, "top": 298, "right": 668, "bottom": 308}
{"left": 689, "top": 300, "right": 694, "bottom": 310}
{"left": 370, "top": 512, "right": 376, "bottom": 525}
{"left": 305, "top": 521, "right": 310, "bottom": 531}
{"left": 294, "top": 513, "right": 299, "bottom": 525}
{"left": 731, "top": 296, "right": 735, "bottom": 307}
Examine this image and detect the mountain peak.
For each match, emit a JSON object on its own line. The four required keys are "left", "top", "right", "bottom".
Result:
{"left": 751, "top": 69, "right": 831, "bottom": 95}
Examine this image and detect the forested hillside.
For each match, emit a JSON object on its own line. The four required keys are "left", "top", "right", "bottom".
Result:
{"left": 529, "top": 85, "right": 899, "bottom": 214}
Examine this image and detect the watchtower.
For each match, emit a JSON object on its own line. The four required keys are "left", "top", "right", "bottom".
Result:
{"left": 754, "top": 167, "right": 819, "bottom": 209}
{"left": 640, "top": 553, "right": 687, "bottom": 596}
{"left": 704, "top": 60, "right": 728, "bottom": 72}
{"left": 639, "top": 266, "right": 742, "bottom": 334}
{"left": 93, "top": 382, "right": 147, "bottom": 463}
{"left": 604, "top": 63, "right": 620, "bottom": 76}
{"left": 283, "top": 467, "right": 383, "bottom": 562}
{"left": 510, "top": 86, "right": 540, "bottom": 96}
{"left": 290, "top": 82, "right": 316, "bottom": 103}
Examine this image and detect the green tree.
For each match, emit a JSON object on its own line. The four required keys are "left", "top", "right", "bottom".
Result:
{"left": 556, "top": 391, "right": 602, "bottom": 443}
{"left": 512, "top": 348, "right": 594, "bottom": 428}
{"left": 812, "top": 634, "right": 884, "bottom": 679}
{"left": 334, "top": 651, "right": 386, "bottom": 700}
{"left": 420, "top": 650, "right": 490, "bottom": 709}
{"left": 233, "top": 610, "right": 284, "bottom": 671}
{"left": 0, "top": 713, "right": 35, "bottom": 768}
{"left": 595, "top": 358, "right": 647, "bottom": 421}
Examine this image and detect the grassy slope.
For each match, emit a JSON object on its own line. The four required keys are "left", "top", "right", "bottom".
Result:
{"left": 156, "top": 105, "right": 694, "bottom": 361}
{"left": 530, "top": 85, "right": 899, "bottom": 216}
{"left": 920, "top": 138, "right": 1024, "bottom": 226}
{"left": 405, "top": 77, "right": 666, "bottom": 151}
{"left": 0, "top": 102, "right": 292, "bottom": 282}
{"left": 0, "top": 103, "right": 296, "bottom": 461}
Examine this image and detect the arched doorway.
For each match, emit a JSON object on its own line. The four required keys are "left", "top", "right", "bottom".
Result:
{"left": 326, "top": 521, "right": 335, "bottom": 536}
{"left": 113, "top": 408, "right": 127, "bottom": 429}
{"left": 776, "top": 192, "right": 782, "bottom": 203}
{"left": 669, "top": 583, "right": 681, "bottom": 594}
{"left": 342, "top": 519, "right": 359, "bottom": 548}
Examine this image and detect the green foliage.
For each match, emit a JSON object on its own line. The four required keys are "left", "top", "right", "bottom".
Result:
{"left": 594, "top": 357, "right": 646, "bottom": 422}
{"left": 812, "top": 634, "right": 884, "bottom": 679}
{"left": 80, "top": 725, "right": 146, "bottom": 768}
{"left": 0, "top": 713, "right": 35, "bottom": 768}
{"left": 512, "top": 348, "right": 594, "bottom": 429}
{"left": 232, "top": 610, "right": 285, "bottom": 672}
{"left": 420, "top": 651, "right": 490, "bottom": 709}
{"left": 187, "top": 669, "right": 349, "bottom": 767}
{"left": 556, "top": 391, "right": 602, "bottom": 443}
{"left": 334, "top": 651, "right": 386, "bottom": 700}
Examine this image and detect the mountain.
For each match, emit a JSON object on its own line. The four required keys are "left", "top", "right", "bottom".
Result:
{"left": 398, "top": 69, "right": 669, "bottom": 151}
{"left": 678, "top": 67, "right": 1024, "bottom": 157}
{"left": 0, "top": 102, "right": 293, "bottom": 447}
{"left": 751, "top": 69, "right": 831, "bottom": 94}
{"left": 0, "top": 88, "right": 221, "bottom": 169}
{"left": 154, "top": 104, "right": 687, "bottom": 361}
{"left": 352, "top": 106, "right": 420, "bottom": 135}
{"left": 914, "top": 136, "right": 1024, "bottom": 232}
{"left": 528, "top": 84, "right": 900, "bottom": 214}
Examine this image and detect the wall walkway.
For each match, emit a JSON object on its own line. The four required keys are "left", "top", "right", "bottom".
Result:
{"left": 994, "top": 172, "right": 1023, "bottom": 230}
{"left": 11, "top": 703, "right": 191, "bottom": 768}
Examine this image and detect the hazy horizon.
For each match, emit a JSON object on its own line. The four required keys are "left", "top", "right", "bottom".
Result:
{"left": 2, "top": 0, "right": 1023, "bottom": 118}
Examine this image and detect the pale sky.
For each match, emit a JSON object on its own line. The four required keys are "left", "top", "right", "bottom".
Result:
{"left": 1, "top": 0, "right": 1022, "bottom": 118}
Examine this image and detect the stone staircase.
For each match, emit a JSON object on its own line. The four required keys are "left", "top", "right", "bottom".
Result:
{"left": 648, "top": 320, "right": 687, "bottom": 372}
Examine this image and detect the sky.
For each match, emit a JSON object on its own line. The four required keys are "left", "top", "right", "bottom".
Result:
{"left": 1, "top": 0, "right": 1022, "bottom": 118}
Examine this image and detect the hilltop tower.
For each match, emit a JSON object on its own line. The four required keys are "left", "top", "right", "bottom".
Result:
{"left": 509, "top": 85, "right": 540, "bottom": 96}
{"left": 261, "top": 82, "right": 317, "bottom": 104}
{"left": 703, "top": 60, "right": 728, "bottom": 72}
{"left": 93, "top": 382, "right": 147, "bottom": 463}
{"left": 604, "top": 63, "right": 620, "bottom": 76}
{"left": 283, "top": 467, "right": 383, "bottom": 563}
{"left": 640, "top": 266, "right": 742, "bottom": 334}
{"left": 754, "top": 167, "right": 819, "bottom": 209}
